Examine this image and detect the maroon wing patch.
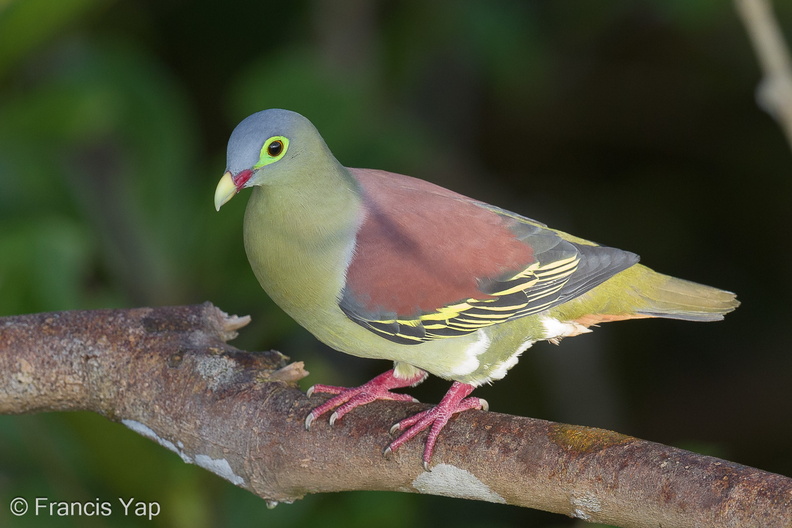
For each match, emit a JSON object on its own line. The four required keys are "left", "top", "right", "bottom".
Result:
{"left": 343, "top": 169, "right": 535, "bottom": 315}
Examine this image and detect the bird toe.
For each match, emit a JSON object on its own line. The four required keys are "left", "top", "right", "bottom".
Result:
{"left": 304, "top": 413, "right": 316, "bottom": 431}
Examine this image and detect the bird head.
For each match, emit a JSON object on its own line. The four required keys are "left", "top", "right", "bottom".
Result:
{"left": 214, "top": 109, "right": 325, "bottom": 211}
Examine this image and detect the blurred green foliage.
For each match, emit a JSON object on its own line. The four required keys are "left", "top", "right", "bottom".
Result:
{"left": 1, "top": 0, "right": 791, "bottom": 527}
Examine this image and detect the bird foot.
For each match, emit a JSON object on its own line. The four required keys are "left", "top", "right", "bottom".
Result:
{"left": 305, "top": 369, "right": 427, "bottom": 429}
{"left": 386, "top": 381, "right": 487, "bottom": 470}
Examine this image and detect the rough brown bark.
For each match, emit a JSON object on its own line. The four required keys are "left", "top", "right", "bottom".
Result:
{"left": 0, "top": 304, "right": 790, "bottom": 527}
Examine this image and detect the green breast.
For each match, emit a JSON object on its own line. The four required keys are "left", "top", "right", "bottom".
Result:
{"left": 242, "top": 185, "right": 359, "bottom": 339}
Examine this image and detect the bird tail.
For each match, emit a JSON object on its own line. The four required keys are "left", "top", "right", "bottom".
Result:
{"left": 631, "top": 267, "right": 739, "bottom": 322}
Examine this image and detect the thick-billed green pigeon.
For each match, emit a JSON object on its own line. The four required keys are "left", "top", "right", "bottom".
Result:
{"left": 214, "top": 109, "right": 738, "bottom": 469}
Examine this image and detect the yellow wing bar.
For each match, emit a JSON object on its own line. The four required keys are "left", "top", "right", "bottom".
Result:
{"left": 361, "top": 255, "right": 580, "bottom": 344}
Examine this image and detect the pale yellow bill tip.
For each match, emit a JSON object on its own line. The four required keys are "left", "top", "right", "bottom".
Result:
{"left": 214, "top": 171, "right": 237, "bottom": 211}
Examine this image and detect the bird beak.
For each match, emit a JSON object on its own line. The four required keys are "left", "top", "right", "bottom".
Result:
{"left": 214, "top": 171, "right": 237, "bottom": 211}
{"left": 214, "top": 169, "right": 254, "bottom": 211}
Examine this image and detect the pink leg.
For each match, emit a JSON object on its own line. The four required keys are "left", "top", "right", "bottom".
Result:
{"left": 385, "top": 382, "right": 488, "bottom": 471}
{"left": 305, "top": 369, "right": 428, "bottom": 429}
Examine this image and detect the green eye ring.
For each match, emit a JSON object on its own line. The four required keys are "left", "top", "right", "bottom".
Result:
{"left": 254, "top": 136, "right": 289, "bottom": 169}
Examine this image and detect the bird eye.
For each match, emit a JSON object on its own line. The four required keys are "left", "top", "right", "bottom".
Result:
{"left": 267, "top": 140, "right": 284, "bottom": 157}
{"left": 254, "top": 136, "right": 289, "bottom": 169}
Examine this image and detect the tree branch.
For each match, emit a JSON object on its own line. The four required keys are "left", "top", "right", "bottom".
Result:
{"left": 735, "top": 0, "right": 792, "bottom": 151}
{"left": 0, "top": 304, "right": 789, "bottom": 527}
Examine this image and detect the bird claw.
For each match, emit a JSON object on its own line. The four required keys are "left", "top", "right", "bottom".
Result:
{"left": 304, "top": 369, "right": 426, "bottom": 430}
{"left": 305, "top": 373, "right": 483, "bottom": 470}
{"left": 384, "top": 382, "right": 482, "bottom": 469}
{"left": 383, "top": 444, "right": 431, "bottom": 471}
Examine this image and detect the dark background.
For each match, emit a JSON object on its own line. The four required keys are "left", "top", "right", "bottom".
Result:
{"left": 1, "top": 1, "right": 790, "bottom": 527}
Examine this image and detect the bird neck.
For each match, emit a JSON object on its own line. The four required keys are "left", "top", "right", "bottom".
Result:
{"left": 248, "top": 161, "right": 362, "bottom": 243}
{"left": 242, "top": 161, "right": 363, "bottom": 327}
